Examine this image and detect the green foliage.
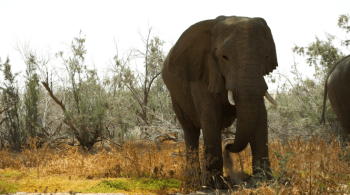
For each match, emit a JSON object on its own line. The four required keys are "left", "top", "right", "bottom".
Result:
{"left": 272, "top": 150, "right": 294, "bottom": 183}
{"left": 3, "top": 169, "right": 22, "bottom": 178}
{"left": 338, "top": 14, "right": 350, "bottom": 47}
{"left": 0, "top": 57, "right": 26, "bottom": 151}
{"left": 338, "top": 145, "right": 350, "bottom": 166}
{"left": 292, "top": 33, "right": 345, "bottom": 82}
{"left": 52, "top": 31, "right": 108, "bottom": 151}
{"left": 268, "top": 62, "right": 337, "bottom": 136}
{"left": 269, "top": 14, "right": 349, "bottom": 139}
{"left": 0, "top": 27, "right": 179, "bottom": 148}
{"left": 82, "top": 178, "right": 181, "bottom": 193}
{"left": 0, "top": 180, "right": 20, "bottom": 193}
{"left": 24, "top": 53, "right": 41, "bottom": 138}
{"left": 112, "top": 30, "right": 166, "bottom": 124}
{"left": 144, "top": 36, "right": 165, "bottom": 84}
{"left": 98, "top": 179, "right": 132, "bottom": 191}
{"left": 107, "top": 28, "right": 179, "bottom": 142}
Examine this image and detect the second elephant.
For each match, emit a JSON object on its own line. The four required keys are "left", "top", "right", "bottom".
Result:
{"left": 320, "top": 55, "right": 350, "bottom": 135}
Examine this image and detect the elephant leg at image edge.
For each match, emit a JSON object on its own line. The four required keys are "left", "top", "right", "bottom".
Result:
{"left": 334, "top": 104, "right": 350, "bottom": 136}
{"left": 328, "top": 93, "right": 350, "bottom": 136}
{"left": 249, "top": 101, "right": 271, "bottom": 179}
{"left": 201, "top": 121, "right": 227, "bottom": 188}
{"left": 171, "top": 100, "right": 201, "bottom": 176}
{"left": 197, "top": 101, "right": 227, "bottom": 187}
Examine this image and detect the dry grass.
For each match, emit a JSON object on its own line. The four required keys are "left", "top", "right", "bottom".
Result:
{"left": 0, "top": 139, "right": 185, "bottom": 194}
{"left": 227, "top": 136, "right": 350, "bottom": 194}
{"left": 0, "top": 136, "right": 350, "bottom": 194}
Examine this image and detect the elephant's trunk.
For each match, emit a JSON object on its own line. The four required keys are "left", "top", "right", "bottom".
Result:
{"left": 225, "top": 65, "right": 268, "bottom": 153}
{"left": 226, "top": 97, "right": 262, "bottom": 153}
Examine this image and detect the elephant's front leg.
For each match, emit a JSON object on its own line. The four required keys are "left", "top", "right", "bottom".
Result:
{"left": 192, "top": 84, "right": 225, "bottom": 187}
{"left": 202, "top": 118, "right": 224, "bottom": 173}
{"left": 249, "top": 101, "right": 271, "bottom": 178}
{"left": 200, "top": 107, "right": 226, "bottom": 188}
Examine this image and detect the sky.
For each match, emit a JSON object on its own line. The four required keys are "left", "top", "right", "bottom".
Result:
{"left": 0, "top": 0, "right": 349, "bottom": 91}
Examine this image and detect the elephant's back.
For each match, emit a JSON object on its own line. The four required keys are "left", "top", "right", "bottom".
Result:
{"left": 327, "top": 55, "right": 350, "bottom": 113}
{"left": 327, "top": 55, "right": 350, "bottom": 89}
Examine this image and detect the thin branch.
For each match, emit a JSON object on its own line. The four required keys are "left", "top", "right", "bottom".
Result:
{"left": 0, "top": 101, "right": 18, "bottom": 115}
{"left": 144, "top": 28, "right": 152, "bottom": 103}
{"left": 146, "top": 72, "right": 161, "bottom": 95}
{"left": 125, "top": 85, "right": 143, "bottom": 110}
{"left": 41, "top": 82, "right": 66, "bottom": 111}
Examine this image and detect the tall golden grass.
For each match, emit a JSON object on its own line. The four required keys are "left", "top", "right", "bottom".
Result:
{"left": 0, "top": 136, "right": 350, "bottom": 194}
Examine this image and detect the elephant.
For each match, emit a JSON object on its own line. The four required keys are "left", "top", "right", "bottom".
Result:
{"left": 161, "top": 15, "right": 279, "bottom": 187}
{"left": 320, "top": 55, "right": 350, "bottom": 136}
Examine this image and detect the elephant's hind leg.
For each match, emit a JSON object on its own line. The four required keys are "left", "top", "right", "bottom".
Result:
{"left": 328, "top": 77, "right": 350, "bottom": 136}
{"left": 171, "top": 100, "right": 201, "bottom": 172}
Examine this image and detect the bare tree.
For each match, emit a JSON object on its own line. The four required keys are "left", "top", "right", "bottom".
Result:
{"left": 42, "top": 31, "right": 108, "bottom": 151}
{"left": 112, "top": 27, "right": 165, "bottom": 125}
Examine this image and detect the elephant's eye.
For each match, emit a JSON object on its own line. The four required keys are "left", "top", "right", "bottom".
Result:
{"left": 222, "top": 55, "right": 229, "bottom": 61}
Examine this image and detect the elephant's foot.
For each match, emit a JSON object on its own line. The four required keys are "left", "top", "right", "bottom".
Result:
{"left": 182, "top": 167, "right": 202, "bottom": 190}
{"left": 206, "top": 174, "right": 243, "bottom": 189}
{"left": 252, "top": 160, "right": 273, "bottom": 181}
{"left": 239, "top": 175, "right": 272, "bottom": 189}
{"left": 206, "top": 175, "right": 228, "bottom": 189}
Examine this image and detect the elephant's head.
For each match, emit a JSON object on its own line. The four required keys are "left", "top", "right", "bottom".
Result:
{"left": 168, "top": 15, "right": 278, "bottom": 152}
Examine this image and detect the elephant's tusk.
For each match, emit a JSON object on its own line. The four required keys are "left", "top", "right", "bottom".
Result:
{"left": 264, "top": 91, "right": 279, "bottom": 106}
{"left": 228, "top": 90, "right": 235, "bottom": 105}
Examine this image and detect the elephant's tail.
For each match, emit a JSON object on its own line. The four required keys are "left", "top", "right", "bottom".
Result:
{"left": 320, "top": 79, "right": 328, "bottom": 125}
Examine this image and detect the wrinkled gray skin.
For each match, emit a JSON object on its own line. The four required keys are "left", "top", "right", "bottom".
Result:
{"left": 321, "top": 55, "right": 350, "bottom": 135}
{"left": 162, "top": 15, "right": 278, "bottom": 187}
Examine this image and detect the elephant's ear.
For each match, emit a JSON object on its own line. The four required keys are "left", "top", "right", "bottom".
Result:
{"left": 258, "top": 18, "right": 278, "bottom": 75}
{"left": 168, "top": 19, "right": 218, "bottom": 82}
{"left": 207, "top": 51, "right": 225, "bottom": 93}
